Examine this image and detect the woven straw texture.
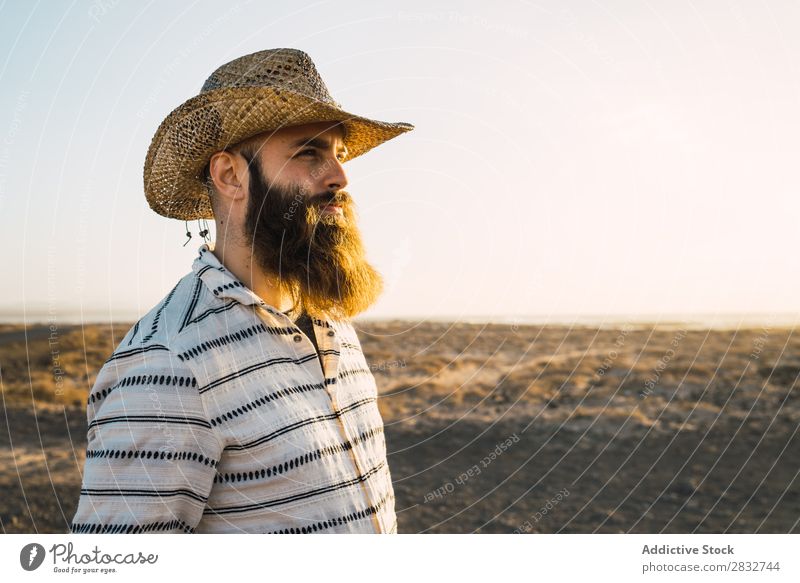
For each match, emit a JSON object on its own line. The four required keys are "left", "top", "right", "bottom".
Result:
{"left": 143, "top": 48, "right": 414, "bottom": 220}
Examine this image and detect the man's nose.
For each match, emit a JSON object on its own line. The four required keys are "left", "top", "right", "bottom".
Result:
{"left": 323, "top": 156, "right": 348, "bottom": 191}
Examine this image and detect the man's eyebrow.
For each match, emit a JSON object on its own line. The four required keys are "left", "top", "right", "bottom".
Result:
{"left": 289, "top": 136, "right": 348, "bottom": 154}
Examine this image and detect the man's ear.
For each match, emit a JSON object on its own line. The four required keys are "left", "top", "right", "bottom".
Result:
{"left": 208, "top": 150, "right": 247, "bottom": 205}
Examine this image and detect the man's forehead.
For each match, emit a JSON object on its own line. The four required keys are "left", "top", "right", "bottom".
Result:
{"left": 281, "top": 121, "right": 345, "bottom": 143}
{"left": 234, "top": 121, "right": 346, "bottom": 155}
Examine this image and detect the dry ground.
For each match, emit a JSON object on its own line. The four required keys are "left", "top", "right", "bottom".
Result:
{"left": 1, "top": 321, "right": 798, "bottom": 533}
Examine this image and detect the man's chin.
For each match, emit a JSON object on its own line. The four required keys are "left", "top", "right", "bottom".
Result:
{"left": 317, "top": 213, "right": 345, "bottom": 227}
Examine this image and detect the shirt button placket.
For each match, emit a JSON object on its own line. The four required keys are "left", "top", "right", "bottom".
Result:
{"left": 322, "top": 325, "right": 382, "bottom": 532}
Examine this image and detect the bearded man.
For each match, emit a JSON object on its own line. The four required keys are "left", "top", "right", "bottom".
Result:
{"left": 70, "top": 48, "right": 413, "bottom": 534}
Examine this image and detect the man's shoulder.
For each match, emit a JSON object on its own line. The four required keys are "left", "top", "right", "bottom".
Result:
{"left": 107, "top": 266, "right": 267, "bottom": 366}
{"left": 112, "top": 270, "right": 202, "bottom": 355}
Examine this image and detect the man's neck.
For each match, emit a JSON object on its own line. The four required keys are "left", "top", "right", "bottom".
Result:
{"left": 210, "top": 238, "right": 291, "bottom": 313}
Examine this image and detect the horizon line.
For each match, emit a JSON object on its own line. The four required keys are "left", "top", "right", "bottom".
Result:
{"left": 1, "top": 308, "right": 797, "bottom": 329}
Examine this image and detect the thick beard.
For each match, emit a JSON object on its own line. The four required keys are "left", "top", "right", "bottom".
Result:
{"left": 242, "top": 157, "right": 384, "bottom": 322}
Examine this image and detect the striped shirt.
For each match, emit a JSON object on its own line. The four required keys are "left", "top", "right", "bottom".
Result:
{"left": 70, "top": 244, "right": 397, "bottom": 534}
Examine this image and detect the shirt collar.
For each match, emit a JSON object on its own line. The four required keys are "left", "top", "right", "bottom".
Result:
{"left": 192, "top": 243, "right": 275, "bottom": 312}
{"left": 191, "top": 243, "right": 338, "bottom": 327}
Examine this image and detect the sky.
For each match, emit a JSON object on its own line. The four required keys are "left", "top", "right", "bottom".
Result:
{"left": 1, "top": 0, "right": 800, "bottom": 323}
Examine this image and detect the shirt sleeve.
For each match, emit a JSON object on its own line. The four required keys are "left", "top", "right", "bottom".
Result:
{"left": 70, "top": 346, "right": 223, "bottom": 534}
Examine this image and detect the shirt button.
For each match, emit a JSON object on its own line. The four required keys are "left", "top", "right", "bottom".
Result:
{"left": 327, "top": 330, "right": 335, "bottom": 337}
{"left": 293, "top": 334, "right": 302, "bottom": 342}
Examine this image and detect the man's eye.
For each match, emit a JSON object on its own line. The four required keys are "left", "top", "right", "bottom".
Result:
{"left": 296, "top": 149, "right": 346, "bottom": 162}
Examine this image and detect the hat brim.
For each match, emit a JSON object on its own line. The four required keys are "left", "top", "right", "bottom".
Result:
{"left": 143, "top": 86, "right": 414, "bottom": 220}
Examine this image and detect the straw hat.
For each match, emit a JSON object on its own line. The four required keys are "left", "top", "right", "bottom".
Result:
{"left": 143, "top": 48, "right": 414, "bottom": 220}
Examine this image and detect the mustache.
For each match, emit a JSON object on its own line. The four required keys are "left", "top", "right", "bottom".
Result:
{"left": 306, "top": 190, "right": 352, "bottom": 209}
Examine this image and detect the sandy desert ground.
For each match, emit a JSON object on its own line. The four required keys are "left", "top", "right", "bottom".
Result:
{"left": 1, "top": 320, "right": 798, "bottom": 533}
